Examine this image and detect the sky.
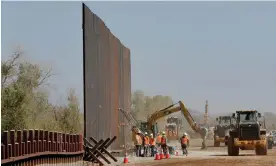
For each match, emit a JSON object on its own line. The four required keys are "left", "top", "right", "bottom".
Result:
{"left": 2, "top": 1, "right": 276, "bottom": 113}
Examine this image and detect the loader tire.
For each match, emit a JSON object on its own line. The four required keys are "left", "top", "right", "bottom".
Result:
{"left": 228, "top": 136, "right": 239, "bottom": 156}
{"left": 225, "top": 141, "right": 228, "bottom": 146}
{"left": 225, "top": 137, "right": 229, "bottom": 146}
{"left": 214, "top": 136, "right": 220, "bottom": 147}
{"left": 256, "top": 137, "right": 268, "bottom": 156}
{"left": 255, "top": 145, "right": 267, "bottom": 155}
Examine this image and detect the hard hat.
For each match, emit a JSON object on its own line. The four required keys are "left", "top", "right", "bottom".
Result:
{"left": 150, "top": 133, "right": 153, "bottom": 136}
{"left": 145, "top": 132, "right": 148, "bottom": 135}
{"left": 162, "top": 131, "right": 166, "bottom": 135}
{"left": 183, "top": 133, "right": 187, "bottom": 136}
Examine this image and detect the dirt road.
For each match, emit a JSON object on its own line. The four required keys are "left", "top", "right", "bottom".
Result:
{"left": 124, "top": 139, "right": 276, "bottom": 166}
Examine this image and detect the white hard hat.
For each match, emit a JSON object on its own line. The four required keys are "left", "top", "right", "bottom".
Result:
{"left": 183, "top": 132, "right": 187, "bottom": 136}
{"left": 145, "top": 132, "right": 148, "bottom": 135}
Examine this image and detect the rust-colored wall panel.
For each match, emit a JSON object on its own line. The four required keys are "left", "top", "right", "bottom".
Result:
{"left": 118, "top": 43, "right": 124, "bottom": 148}
{"left": 109, "top": 34, "right": 117, "bottom": 149}
{"left": 83, "top": 4, "right": 99, "bottom": 139}
{"left": 1, "top": 130, "right": 83, "bottom": 165}
{"left": 123, "top": 48, "right": 132, "bottom": 145}
{"left": 83, "top": 3, "right": 131, "bottom": 149}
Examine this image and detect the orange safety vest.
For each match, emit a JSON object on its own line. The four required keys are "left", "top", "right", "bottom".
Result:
{"left": 161, "top": 136, "right": 166, "bottom": 145}
{"left": 181, "top": 137, "right": 188, "bottom": 145}
{"left": 149, "top": 138, "right": 156, "bottom": 145}
{"left": 156, "top": 135, "right": 162, "bottom": 143}
{"left": 144, "top": 136, "right": 149, "bottom": 145}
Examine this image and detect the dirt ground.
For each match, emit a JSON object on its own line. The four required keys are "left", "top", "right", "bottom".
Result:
{"left": 125, "top": 138, "right": 276, "bottom": 166}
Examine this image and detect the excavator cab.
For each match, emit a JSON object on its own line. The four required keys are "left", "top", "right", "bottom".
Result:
{"left": 138, "top": 121, "right": 158, "bottom": 137}
{"left": 138, "top": 121, "right": 148, "bottom": 133}
{"left": 152, "top": 122, "right": 159, "bottom": 137}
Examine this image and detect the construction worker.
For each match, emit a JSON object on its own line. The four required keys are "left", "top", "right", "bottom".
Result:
{"left": 161, "top": 131, "right": 168, "bottom": 154}
{"left": 149, "top": 133, "right": 156, "bottom": 157}
{"left": 193, "top": 122, "right": 207, "bottom": 149}
{"left": 156, "top": 132, "right": 162, "bottom": 148}
{"left": 135, "top": 131, "right": 142, "bottom": 157}
{"left": 180, "top": 133, "right": 189, "bottom": 156}
{"left": 200, "top": 127, "right": 208, "bottom": 149}
{"left": 143, "top": 132, "right": 150, "bottom": 157}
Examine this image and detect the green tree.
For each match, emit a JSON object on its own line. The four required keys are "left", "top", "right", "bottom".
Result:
{"left": 56, "top": 89, "right": 82, "bottom": 133}
{"left": 131, "top": 90, "right": 146, "bottom": 121}
{"left": 1, "top": 49, "right": 83, "bottom": 134}
{"left": 1, "top": 50, "right": 52, "bottom": 130}
{"left": 130, "top": 90, "right": 174, "bottom": 126}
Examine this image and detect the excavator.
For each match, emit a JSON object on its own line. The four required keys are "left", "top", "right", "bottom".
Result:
{"left": 119, "top": 101, "right": 209, "bottom": 149}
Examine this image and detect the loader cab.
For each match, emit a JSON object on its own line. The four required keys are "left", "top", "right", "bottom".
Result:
{"left": 216, "top": 116, "right": 232, "bottom": 126}
{"left": 232, "top": 110, "right": 261, "bottom": 123}
{"left": 166, "top": 123, "right": 177, "bottom": 131}
{"left": 214, "top": 116, "right": 232, "bottom": 138}
{"left": 232, "top": 110, "right": 262, "bottom": 140}
{"left": 167, "top": 117, "right": 179, "bottom": 124}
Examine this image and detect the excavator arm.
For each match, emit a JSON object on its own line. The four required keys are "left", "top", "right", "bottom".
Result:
{"left": 146, "top": 102, "right": 182, "bottom": 132}
{"left": 146, "top": 101, "right": 208, "bottom": 149}
{"left": 178, "top": 101, "right": 208, "bottom": 141}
